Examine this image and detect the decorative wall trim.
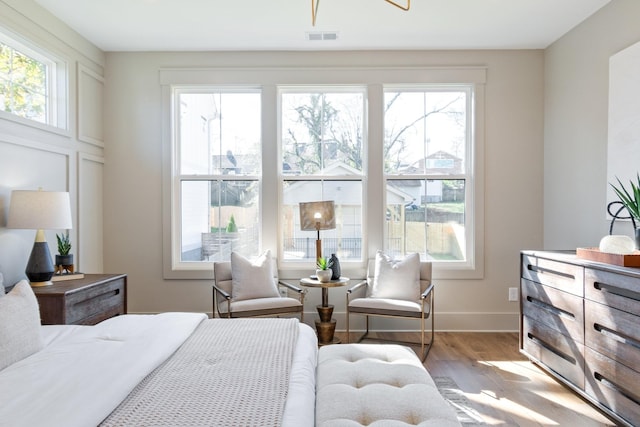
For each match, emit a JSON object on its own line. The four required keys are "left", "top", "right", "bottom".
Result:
{"left": 77, "top": 62, "right": 105, "bottom": 147}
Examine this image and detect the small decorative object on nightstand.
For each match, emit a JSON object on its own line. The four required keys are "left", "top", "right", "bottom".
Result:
{"left": 55, "top": 231, "right": 74, "bottom": 275}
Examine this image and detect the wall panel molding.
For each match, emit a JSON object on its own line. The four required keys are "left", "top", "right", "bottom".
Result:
{"left": 77, "top": 62, "right": 105, "bottom": 147}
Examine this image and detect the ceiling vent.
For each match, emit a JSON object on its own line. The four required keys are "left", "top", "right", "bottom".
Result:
{"left": 307, "top": 31, "right": 339, "bottom": 41}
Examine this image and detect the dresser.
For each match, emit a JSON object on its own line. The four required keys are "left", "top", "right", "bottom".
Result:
{"left": 520, "top": 250, "right": 640, "bottom": 427}
{"left": 32, "top": 274, "right": 127, "bottom": 325}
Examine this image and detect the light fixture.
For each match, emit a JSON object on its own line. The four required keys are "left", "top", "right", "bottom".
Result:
{"left": 299, "top": 200, "right": 335, "bottom": 261}
{"left": 311, "top": 0, "right": 410, "bottom": 26}
{"left": 7, "top": 189, "right": 73, "bottom": 287}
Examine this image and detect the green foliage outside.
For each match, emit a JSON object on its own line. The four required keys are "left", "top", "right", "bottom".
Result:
{"left": 226, "top": 214, "right": 238, "bottom": 233}
{"left": 0, "top": 42, "right": 47, "bottom": 122}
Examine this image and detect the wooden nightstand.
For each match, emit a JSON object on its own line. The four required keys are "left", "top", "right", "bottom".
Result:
{"left": 32, "top": 274, "right": 127, "bottom": 325}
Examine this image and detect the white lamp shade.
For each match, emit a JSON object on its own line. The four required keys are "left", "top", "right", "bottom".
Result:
{"left": 7, "top": 190, "right": 73, "bottom": 230}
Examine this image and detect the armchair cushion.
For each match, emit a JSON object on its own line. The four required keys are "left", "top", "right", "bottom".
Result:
{"left": 231, "top": 250, "right": 280, "bottom": 301}
{"left": 370, "top": 251, "right": 420, "bottom": 302}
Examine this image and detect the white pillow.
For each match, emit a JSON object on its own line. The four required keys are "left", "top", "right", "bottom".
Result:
{"left": 370, "top": 251, "right": 420, "bottom": 301}
{"left": 231, "top": 250, "right": 280, "bottom": 301}
{"left": 0, "top": 280, "right": 44, "bottom": 371}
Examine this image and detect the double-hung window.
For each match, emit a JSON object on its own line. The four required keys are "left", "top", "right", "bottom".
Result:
{"left": 0, "top": 29, "right": 66, "bottom": 129}
{"left": 280, "top": 88, "right": 366, "bottom": 263}
{"left": 172, "top": 88, "right": 261, "bottom": 269}
{"left": 383, "top": 85, "right": 473, "bottom": 265}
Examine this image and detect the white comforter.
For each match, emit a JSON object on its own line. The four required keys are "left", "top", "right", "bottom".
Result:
{"left": 0, "top": 313, "right": 317, "bottom": 427}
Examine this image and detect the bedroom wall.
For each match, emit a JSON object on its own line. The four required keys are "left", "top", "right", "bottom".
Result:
{"left": 544, "top": 0, "right": 640, "bottom": 249}
{"left": 0, "top": 0, "right": 106, "bottom": 287}
{"left": 104, "top": 50, "right": 544, "bottom": 331}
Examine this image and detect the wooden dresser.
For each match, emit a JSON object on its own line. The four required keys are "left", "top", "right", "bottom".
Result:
{"left": 520, "top": 250, "right": 640, "bottom": 427}
{"left": 32, "top": 274, "right": 127, "bottom": 325}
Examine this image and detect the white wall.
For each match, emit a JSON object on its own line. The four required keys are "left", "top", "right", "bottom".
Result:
{"left": 0, "top": 0, "right": 105, "bottom": 287}
{"left": 544, "top": 0, "right": 640, "bottom": 249}
{"left": 104, "top": 50, "right": 544, "bottom": 331}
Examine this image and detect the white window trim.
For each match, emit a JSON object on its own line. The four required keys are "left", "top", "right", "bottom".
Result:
{"left": 0, "top": 26, "right": 69, "bottom": 133}
{"left": 160, "top": 66, "right": 485, "bottom": 280}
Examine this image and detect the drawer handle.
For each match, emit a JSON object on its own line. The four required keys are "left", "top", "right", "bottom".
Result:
{"left": 527, "top": 264, "right": 574, "bottom": 280}
{"left": 594, "top": 324, "right": 640, "bottom": 350}
{"left": 593, "top": 372, "right": 640, "bottom": 406}
{"left": 527, "top": 333, "right": 576, "bottom": 365}
{"left": 593, "top": 282, "right": 640, "bottom": 302}
{"left": 526, "top": 296, "right": 576, "bottom": 320}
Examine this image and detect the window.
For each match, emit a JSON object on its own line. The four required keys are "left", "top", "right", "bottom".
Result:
{"left": 384, "top": 86, "right": 473, "bottom": 264}
{"left": 162, "top": 66, "right": 484, "bottom": 278}
{"left": 173, "top": 88, "right": 261, "bottom": 268}
{"left": 280, "top": 88, "right": 365, "bottom": 263}
{"left": 0, "top": 30, "right": 66, "bottom": 129}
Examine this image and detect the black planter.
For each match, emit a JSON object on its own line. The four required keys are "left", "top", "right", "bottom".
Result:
{"left": 636, "top": 228, "right": 640, "bottom": 251}
{"left": 55, "top": 254, "right": 74, "bottom": 267}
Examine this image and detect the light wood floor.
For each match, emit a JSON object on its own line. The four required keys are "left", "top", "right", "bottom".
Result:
{"left": 335, "top": 331, "right": 618, "bottom": 427}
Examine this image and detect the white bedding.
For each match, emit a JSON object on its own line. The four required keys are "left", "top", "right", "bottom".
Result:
{"left": 0, "top": 313, "right": 317, "bottom": 427}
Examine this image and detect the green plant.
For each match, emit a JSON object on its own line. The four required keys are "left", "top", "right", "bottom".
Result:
{"left": 316, "top": 256, "right": 333, "bottom": 270}
{"left": 56, "top": 231, "right": 71, "bottom": 255}
{"left": 226, "top": 214, "right": 238, "bottom": 233}
{"left": 611, "top": 174, "right": 640, "bottom": 224}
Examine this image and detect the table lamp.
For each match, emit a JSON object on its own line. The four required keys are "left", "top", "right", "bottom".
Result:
{"left": 299, "top": 200, "right": 335, "bottom": 261}
{"left": 7, "top": 189, "right": 73, "bottom": 287}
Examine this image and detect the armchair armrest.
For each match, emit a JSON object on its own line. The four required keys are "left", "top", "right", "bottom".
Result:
{"left": 278, "top": 280, "right": 305, "bottom": 294}
{"left": 212, "top": 283, "right": 231, "bottom": 300}
{"left": 420, "top": 282, "right": 434, "bottom": 300}
{"left": 278, "top": 280, "right": 306, "bottom": 305}
{"left": 346, "top": 280, "right": 368, "bottom": 302}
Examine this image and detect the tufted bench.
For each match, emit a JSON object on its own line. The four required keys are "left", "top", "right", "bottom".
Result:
{"left": 316, "top": 344, "right": 461, "bottom": 426}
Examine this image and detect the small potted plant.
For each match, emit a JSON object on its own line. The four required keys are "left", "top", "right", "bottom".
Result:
{"left": 610, "top": 173, "right": 640, "bottom": 249}
{"left": 55, "top": 231, "right": 73, "bottom": 273}
{"left": 316, "top": 256, "right": 333, "bottom": 283}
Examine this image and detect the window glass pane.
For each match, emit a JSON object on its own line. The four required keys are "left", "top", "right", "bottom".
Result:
{"left": 386, "top": 179, "right": 465, "bottom": 261}
{"left": 384, "top": 91, "right": 466, "bottom": 175}
{"left": 181, "top": 180, "right": 259, "bottom": 262}
{"left": 282, "top": 180, "right": 362, "bottom": 261}
{"left": 179, "top": 92, "right": 261, "bottom": 175}
{"left": 282, "top": 92, "right": 364, "bottom": 175}
{"left": 0, "top": 42, "right": 48, "bottom": 123}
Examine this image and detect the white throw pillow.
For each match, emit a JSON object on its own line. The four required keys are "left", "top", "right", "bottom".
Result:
{"left": 231, "top": 250, "right": 280, "bottom": 301}
{"left": 0, "top": 280, "right": 44, "bottom": 371}
{"left": 370, "top": 251, "right": 420, "bottom": 302}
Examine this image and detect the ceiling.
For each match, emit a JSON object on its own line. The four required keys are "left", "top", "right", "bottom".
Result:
{"left": 33, "top": 0, "right": 611, "bottom": 52}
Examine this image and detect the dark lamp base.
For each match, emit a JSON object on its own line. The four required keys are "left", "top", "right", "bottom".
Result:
{"left": 25, "top": 241, "right": 54, "bottom": 286}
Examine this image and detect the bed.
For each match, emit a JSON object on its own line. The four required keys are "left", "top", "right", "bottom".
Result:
{"left": 0, "top": 281, "right": 318, "bottom": 427}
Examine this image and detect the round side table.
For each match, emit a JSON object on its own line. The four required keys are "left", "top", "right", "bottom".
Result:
{"left": 300, "top": 277, "right": 349, "bottom": 345}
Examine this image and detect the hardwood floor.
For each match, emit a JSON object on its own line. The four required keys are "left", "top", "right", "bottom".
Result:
{"left": 335, "top": 331, "right": 618, "bottom": 427}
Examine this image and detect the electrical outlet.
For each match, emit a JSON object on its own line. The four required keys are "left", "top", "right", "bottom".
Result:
{"left": 508, "top": 287, "right": 518, "bottom": 302}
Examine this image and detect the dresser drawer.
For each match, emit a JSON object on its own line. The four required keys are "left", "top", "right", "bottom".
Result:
{"left": 65, "top": 277, "right": 126, "bottom": 325}
{"left": 585, "top": 299, "right": 640, "bottom": 371}
{"left": 522, "top": 316, "right": 585, "bottom": 388}
{"left": 585, "top": 268, "right": 640, "bottom": 317}
{"left": 585, "top": 347, "right": 640, "bottom": 426}
{"left": 521, "top": 278, "right": 584, "bottom": 342}
{"left": 522, "top": 254, "right": 584, "bottom": 297}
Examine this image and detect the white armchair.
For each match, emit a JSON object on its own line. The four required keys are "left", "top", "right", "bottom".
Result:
{"left": 212, "top": 252, "right": 305, "bottom": 320}
{"left": 346, "top": 255, "right": 434, "bottom": 361}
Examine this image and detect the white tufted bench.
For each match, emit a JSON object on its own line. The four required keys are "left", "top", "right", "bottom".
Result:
{"left": 316, "top": 344, "right": 461, "bottom": 426}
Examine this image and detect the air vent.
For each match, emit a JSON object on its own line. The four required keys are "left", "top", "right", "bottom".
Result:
{"left": 306, "top": 31, "right": 339, "bottom": 41}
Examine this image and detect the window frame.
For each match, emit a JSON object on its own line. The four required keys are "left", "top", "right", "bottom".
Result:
{"left": 278, "top": 86, "right": 368, "bottom": 268}
{"left": 383, "top": 84, "right": 476, "bottom": 271}
{"left": 161, "top": 67, "right": 485, "bottom": 280}
{"left": 0, "top": 27, "right": 68, "bottom": 132}
{"left": 168, "top": 85, "right": 263, "bottom": 273}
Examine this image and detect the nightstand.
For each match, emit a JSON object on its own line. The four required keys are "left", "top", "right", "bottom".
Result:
{"left": 32, "top": 274, "right": 127, "bottom": 325}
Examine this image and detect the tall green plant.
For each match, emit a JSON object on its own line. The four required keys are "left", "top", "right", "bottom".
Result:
{"left": 611, "top": 173, "right": 640, "bottom": 224}
{"left": 56, "top": 231, "right": 71, "bottom": 255}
